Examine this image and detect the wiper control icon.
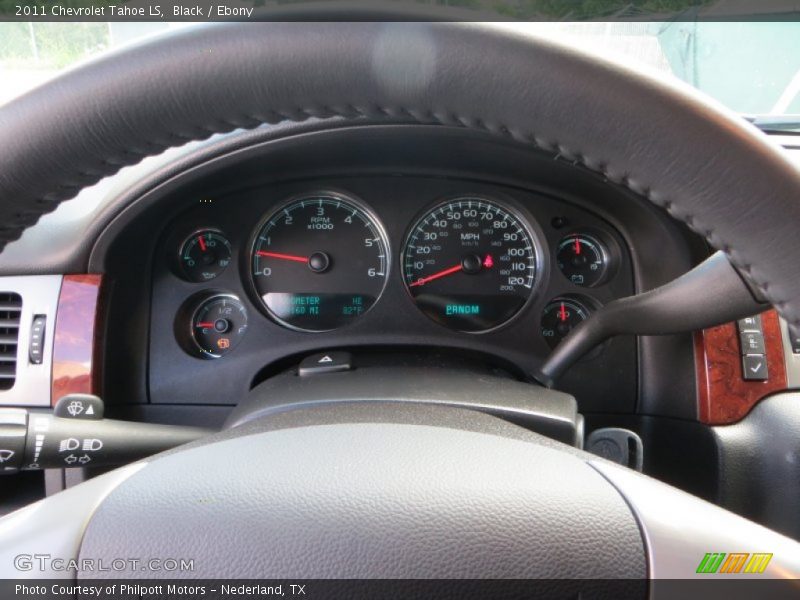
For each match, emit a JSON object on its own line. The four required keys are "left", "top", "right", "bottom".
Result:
{"left": 66, "top": 400, "right": 85, "bottom": 417}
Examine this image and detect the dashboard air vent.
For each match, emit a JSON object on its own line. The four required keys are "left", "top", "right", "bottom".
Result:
{"left": 0, "top": 292, "right": 22, "bottom": 391}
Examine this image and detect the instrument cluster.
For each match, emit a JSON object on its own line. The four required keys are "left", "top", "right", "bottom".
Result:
{"left": 163, "top": 186, "right": 625, "bottom": 360}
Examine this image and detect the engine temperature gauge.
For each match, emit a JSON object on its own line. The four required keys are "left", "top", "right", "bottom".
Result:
{"left": 189, "top": 294, "right": 248, "bottom": 358}
{"left": 540, "top": 296, "right": 595, "bottom": 349}
{"left": 556, "top": 233, "right": 609, "bottom": 287}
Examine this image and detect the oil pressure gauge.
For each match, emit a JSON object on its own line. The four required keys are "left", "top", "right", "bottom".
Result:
{"left": 540, "top": 296, "right": 596, "bottom": 350}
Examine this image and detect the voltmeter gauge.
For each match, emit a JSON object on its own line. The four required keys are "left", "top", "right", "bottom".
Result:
{"left": 540, "top": 296, "right": 595, "bottom": 349}
{"left": 179, "top": 230, "right": 232, "bottom": 282}
{"left": 556, "top": 233, "right": 609, "bottom": 287}
{"left": 189, "top": 294, "right": 248, "bottom": 358}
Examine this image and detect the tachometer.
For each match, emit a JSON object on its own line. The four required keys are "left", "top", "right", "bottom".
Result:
{"left": 251, "top": 193, "right": 389, "bottom": 332}
{"left": 402, "top": 197, "right": 538, "bottom": 332}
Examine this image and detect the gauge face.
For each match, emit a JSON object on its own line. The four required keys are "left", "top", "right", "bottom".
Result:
{"left": 179, "top": 230, "right": 232, "bottom": 282}
{"left": 251, "top": 194, "right": 389, "bottom": 332}
{"left": 540, "top": 297, "right": 592, "bottom": 349}
{"left": 556, "top": 233, "right": 608, "bottom": 287}
{"left": 402, "top": 198, "right": 538, "bottom": 332}
{"left": 191, "top": 295, "right": 248, "bottom": 358}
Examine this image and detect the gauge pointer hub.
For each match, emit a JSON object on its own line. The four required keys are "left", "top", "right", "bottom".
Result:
{"left": 461, "top": 254, "right": 483, "bottom": 275}
{"left": 572, "top": 255, "right": 588, "bottom": 267}
{"left": 256, "top": 250, "right": 332, "bottom": 274}
{"left": 308, "top": 251, "right": 331, "bottom": 273}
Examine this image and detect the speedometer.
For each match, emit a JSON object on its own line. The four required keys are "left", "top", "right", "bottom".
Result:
{"left": 402, "top": 197, "right": 538, "bottom": 332}
{"left": 251, "top": 193, "right": 389, "bottom": 332}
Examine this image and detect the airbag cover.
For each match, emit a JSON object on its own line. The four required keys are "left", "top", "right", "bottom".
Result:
{"left": 78, "top": 418, "right": 645, "bottom": 579}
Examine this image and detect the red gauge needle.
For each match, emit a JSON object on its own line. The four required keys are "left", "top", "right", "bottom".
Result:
{"left": 196, "top": 322, "right": 215, "bottom": 328}
{"left": 559, "top": 302, "right": 568, "bottom": 322}
{"left": 409, "top": 264, "right": 463, "bottom": 288}
{"left": 256, "top": 251, "right": 308, "bottom": 263}
{"left": 573, "top": 237, "right": 581, "bottom": 255}
{"left": 198, "top": 235, "right": 207, "bottom": 252}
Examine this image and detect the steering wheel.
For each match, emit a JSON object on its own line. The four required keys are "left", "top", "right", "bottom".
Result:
{"left": 2, "top": 22, "right": 800, "bottom": 585}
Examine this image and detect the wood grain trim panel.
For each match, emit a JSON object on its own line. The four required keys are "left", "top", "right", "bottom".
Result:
{"left": 51, "top": 274, "right": 102, "bottom": 405}
{"left": 695, "top": 309, "right": 787, "bottom": 425}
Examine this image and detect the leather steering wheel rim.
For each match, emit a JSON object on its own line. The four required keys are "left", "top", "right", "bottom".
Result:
{"left": 1, "top": 22, "right": 800, "bottom": 329}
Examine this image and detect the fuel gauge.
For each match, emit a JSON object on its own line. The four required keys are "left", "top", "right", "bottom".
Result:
{"left": 556, "top": 233, "right": 610, "bottom": 287}
{"left": 188, "top": 294, "right": 248, "bottom": 358}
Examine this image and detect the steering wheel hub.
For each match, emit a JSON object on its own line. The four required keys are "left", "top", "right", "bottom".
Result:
{"left": 77, "top": 405, "right": 646, "bottom": 580}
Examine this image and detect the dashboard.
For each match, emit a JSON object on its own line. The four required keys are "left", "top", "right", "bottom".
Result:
{"left": 0, "top": 123, "right": 700, "bottom": 422}
{"left": 147, "top": 174, "right": 636, "bottom": 411}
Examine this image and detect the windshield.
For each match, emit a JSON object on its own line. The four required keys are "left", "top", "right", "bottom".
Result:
{"left": 2, "top": 20, "right": 799, "bottom": 120}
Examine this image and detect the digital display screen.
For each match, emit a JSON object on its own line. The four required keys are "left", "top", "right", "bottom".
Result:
{"left": 413, "top": 294, "right": 524, "bottom": 332}
{"left": 263, "top": 293, "right": 374, "bottom": 331}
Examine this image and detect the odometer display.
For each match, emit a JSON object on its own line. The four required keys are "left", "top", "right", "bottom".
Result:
{"left": 251, "top": 194, "right": 389, "bottom": 332}
{"left": 402, "top": 198, "right": 538, "bottom": 332}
